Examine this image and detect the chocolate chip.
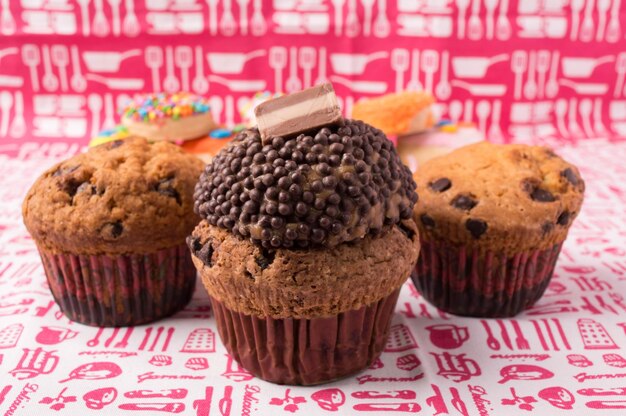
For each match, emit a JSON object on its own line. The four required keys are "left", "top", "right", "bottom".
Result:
{"left": 76, "top": 181, "right": 96, "bottom": 195}
{"left": 451, "top": 194, "right": 477, "bottom": 211}
{"left": 52, "top": 165, "right": 79, "bottom": 177}
{"left": 465, "top": 219, "right": 487, "bottom": 239}
{"left": 420, "top": 214, "right": 435, "bottom": 229}
{"left": 155, "top": 178, "right": 181, "bottom": 205}
{"left": 108, "top": 140, "right": 124, "bottom": 149}
{"left": 542, "top": 222, "right": 554, "bottom": 235}
{"left": 561, "top": 168, "right": 579, "bottom": 186}
{"left": 429, "top": 178, "right": 451, "bottom": 192}
{"left": 60, "top": 179, "right": 82, "bottom": 197}
{"left": 256, "top": 249, "right": 275, "bottom": 270}
{"left": 102, "top": 221, "right": 123, "bottom": 239}
{"left": 397, "top": 222, "right": 415, "bottom": 240}
{"left": 186, "top": 235, "right": 203, "bottom": 253}
{"left": 557, "top": 211, "right": 570, "bottom": 226}
{"left": 531, "top": 188, "right": 556, "bottom": 202}
{"left": 197, "top": 242, "right": 214, "bottom": 266}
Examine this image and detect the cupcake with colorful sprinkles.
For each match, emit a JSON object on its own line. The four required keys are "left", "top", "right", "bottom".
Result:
{"left": 121, "top": 92, "right": 217, "bottom": 142}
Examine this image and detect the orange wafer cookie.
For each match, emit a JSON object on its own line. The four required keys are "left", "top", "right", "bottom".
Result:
{"left": 352, "top": 91, "right": 435, "bottom": 136}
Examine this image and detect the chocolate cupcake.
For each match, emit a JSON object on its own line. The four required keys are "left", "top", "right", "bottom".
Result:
{"left": 412, "top": 142, "right": 585, "bottom": 317}
{"left": 22, "top": 138, "right": 204, "bottom": 326}
{"left": 189, "top": 84, "right": 420, "bottom": 385}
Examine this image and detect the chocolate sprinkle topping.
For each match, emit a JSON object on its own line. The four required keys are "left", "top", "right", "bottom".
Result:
{"left": 429, "top": 178, "right": 452, "bottom": 192}
{"left": 451, "top": 194, "right": 477, "bottom": 211}
{"left": 465, "top": 219, "right": 487, "bottom": 239}
{"left": 194, "top": 119, "right": 418, "bottom": 248}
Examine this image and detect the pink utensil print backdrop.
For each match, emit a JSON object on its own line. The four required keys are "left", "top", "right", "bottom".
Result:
{"left": 0, "top": 0, "right": 625, "bottom": 157}
{"left": 2, "top": 1, "right": 626, "bottom": 415}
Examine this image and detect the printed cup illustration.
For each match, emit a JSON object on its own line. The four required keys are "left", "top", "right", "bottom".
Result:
{"left": 311, "top": 388, "right": 346, "bottom": 412}
{"left": 498, "top": 365, "right": 554, "bottom": 384}
{"left": 35, "top": 326, "right": 78, "bottom": 345}
{"left": 431, "top": 352, "right": 481, "bottom": 382}
{"left": 83, "top": 387, "right": 117, "bottom": 410}
{"left": 567, "top": 354, "right": 593, "bottom": 367}
{"left": 426, "top": 324, "right": 470, "bottom": 349}
{"left": 538, "top": 387, "right": 575, "bottom": 410}
{"left": 10, "top": 348, "right": 59, "bottom": 379}
{"left": 60, "top": 362, "right": 122, "bottom": 383}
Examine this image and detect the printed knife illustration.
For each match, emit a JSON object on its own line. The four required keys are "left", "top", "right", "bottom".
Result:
{"left": 579, "top": 388, "right": 626, "bottom": 396}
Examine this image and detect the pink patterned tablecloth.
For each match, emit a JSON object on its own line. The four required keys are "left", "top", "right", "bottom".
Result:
{"left": 2, "top": 0, "right": 626, "bottom": 415}
{"left": 0, "top": 140, "right": 625, "bottom": 415}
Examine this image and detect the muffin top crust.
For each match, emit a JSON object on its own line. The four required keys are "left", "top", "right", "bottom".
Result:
{"left": 413, "top": 142, "right": 585, "bottom": 253}
{"left": 23, "top": 137, "right": 204, "bottom": 255}
{"left": 193, "top": 119, "right": 418, "bottom": 249}
{"left": 189, "top": 219, "right": 419, "bottom": 318}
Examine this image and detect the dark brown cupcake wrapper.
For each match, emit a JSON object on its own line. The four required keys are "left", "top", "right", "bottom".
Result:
{"left": 211, "top": 288, "right": 401, "bottom": 385}
{"left": 412, "top": 239, "right": 563, "bottom": 317}
{"left": 38, "top": 244, "right": 196, "bottom": 326}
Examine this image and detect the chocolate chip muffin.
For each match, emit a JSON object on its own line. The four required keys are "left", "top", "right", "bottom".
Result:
{"left": 23, "top": 137, "right": 205, "bottom": 326}
{"left": 412, "top": 142, "right": 585, "bottom": 317}
{"left": 190, "top": 97, "right": 420, "bottom": 384}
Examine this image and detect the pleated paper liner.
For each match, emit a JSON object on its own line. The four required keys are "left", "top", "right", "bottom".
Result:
{"left": 38, "top": 243, "right": 196, "bottom": 326}
{"left": 211, "top": 288, "right": 401, "bottom": 385}
{"left": 413, "top": 239, "right": 563, "bottom": 317}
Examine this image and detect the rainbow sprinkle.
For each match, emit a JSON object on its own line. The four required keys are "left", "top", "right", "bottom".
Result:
{"left": 89, "top": 124, "right": 130, "bottom": 147}
{"left": 120, "top": 92, "right": 211, "bottom": 123}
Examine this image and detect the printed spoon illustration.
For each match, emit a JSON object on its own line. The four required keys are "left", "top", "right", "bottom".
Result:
{"left": 70, "top": 45, "right": 86, "bottom": 92}
{"left": 10, "top": 91, "right": 26, "bottom": 138}
{"left": 495, "top": 0, "right": 511, "bottom": 40}
{"left": 41, "top": 45, "right": 59, "bottom": 92}
{"left": 192, "top": 46, "right": 209, "bottom": 94}
{"left": 481, "top": 320, "right": 500, "bottom": 350}
{"left": 373, "top": 0, "right": 390, "bottom": 38}
{"left": 0, "top": 91, "right": 13, "bottom": 137}
{"left": 435, "top": 51, "right": 451, "bottom": 100}
{"left": 163, "top": 46, "right": 180, "bottom": 92}
{"left": 87, "top": 327, "right": 105, "bottom": 347}
{"left": 250, "top": 0, "right": 267, "bottom": 36}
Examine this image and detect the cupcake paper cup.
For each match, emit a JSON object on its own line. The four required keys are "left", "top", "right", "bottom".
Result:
{"left": 210, "top": 288, "right": 401, "bottom": 386}
{"left": 413, "top": 239, "right": 563, "bottom": 317}
{"left": 38, "top": 243, "right": 196, "bottom": 326}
